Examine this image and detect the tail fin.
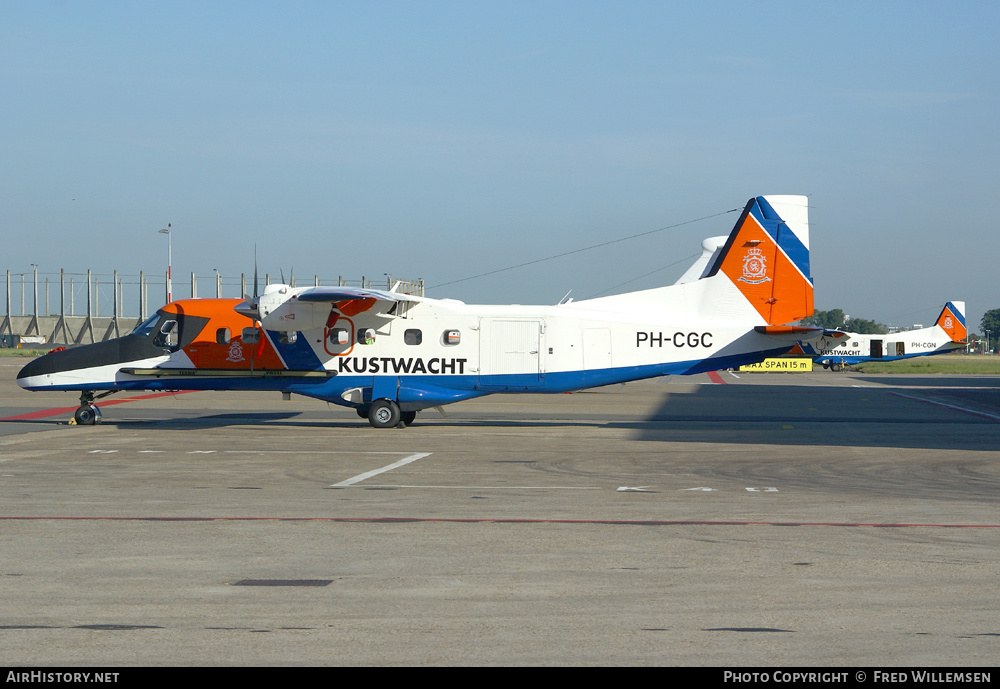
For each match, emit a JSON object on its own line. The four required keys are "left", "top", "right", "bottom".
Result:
{"left": 707, "top": 195, "right": 813, "bottom": 325}
{"left": 935, "top": 301, "right": 967, "bottom": 342}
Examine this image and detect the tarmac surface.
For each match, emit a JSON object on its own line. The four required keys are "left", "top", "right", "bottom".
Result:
{"left": 1, "top": 360, "right": 998, "bottom": 666}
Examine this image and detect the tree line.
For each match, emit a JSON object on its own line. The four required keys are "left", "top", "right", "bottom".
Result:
{"left": 799, "top": 309, "right": 888, "bottom": 335}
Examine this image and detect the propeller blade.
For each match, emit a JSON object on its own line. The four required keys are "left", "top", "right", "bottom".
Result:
{"left": 253, "top": 245, "right": 259, "bottom": 299}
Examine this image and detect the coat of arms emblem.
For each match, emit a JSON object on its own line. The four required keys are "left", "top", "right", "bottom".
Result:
{"left": 226, "top": 341, "right": 245, "bottom": 363}
{"left": 944, "top": 316, "right": 953, "bottom": 329}
{"left": 738, "top": 246, "right": 771, "bottom": 285}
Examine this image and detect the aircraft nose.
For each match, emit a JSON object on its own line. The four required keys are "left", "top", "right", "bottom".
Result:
{"left": 16, "top": 354, "right": 47, "bottom": 386}
{"left": 16, "top": 340, "right": 127, "bottom": 390}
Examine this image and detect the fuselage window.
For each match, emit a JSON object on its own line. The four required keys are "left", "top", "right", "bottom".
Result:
{"left": 404, "top": 329, "right": 422, "bottom": 345}
{"left": 216, "top": 328, "right": 231, "bottom": 345}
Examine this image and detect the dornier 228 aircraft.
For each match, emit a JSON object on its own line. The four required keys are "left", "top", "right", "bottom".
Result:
{"left": 18, "top": 195, "right": 819, "bottom": 428}
{"left": 787, "top": 301, "right": 968, "bottom": 371}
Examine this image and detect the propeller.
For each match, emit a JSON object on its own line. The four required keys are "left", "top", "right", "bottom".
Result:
{"left": 235, "top": 246, "right": 260, "bottom": 318}
{"left": 233, "top": 246, "right": 262, "bottom": 372}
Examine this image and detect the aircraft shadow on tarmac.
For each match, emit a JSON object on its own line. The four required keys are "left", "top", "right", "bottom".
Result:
{"left": 631, "top": 382, "right": 999, "bottom": 452}
{"left": 3, "top": 379, "right": 997, "bottom": 452}
{"left": 94, "top": 381, "right": 999, "bottom": 453}
{"left": 105, "top": 411, "right": 306, "bottom": 430}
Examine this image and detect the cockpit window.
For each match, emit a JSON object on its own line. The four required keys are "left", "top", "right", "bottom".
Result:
{"left": 131, "top": 313, "right": 161, "bottom": 338}
{"left": 153, "top": 319, "right": 179, "bottom": 348}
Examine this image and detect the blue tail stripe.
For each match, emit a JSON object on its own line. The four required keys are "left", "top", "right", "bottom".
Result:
{"left": 751, "top": 197, "right": 811, "bottom": 282}
{"left": 944, "top": 302, "right": 966, "bottom": 327}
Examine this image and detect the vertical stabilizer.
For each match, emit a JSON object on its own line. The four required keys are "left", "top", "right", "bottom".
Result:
{"left": 936, "top": 301, "right": 967, "bottom": 342}
{"left": 708, "top": 195, "right": 813, "bottom": 325}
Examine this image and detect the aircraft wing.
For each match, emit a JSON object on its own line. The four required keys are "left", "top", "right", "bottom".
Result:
{"left": 248, "top": 285, "right": 423, "bottom": 330}
{"left": 294, "top": 286, "right": 421, "bottom": 304}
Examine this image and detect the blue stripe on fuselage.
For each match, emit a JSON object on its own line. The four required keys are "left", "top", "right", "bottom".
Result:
{"left": 31, "top": 348, "right": 791, "bottom": 411}
{"left": 266, "top": 330, "right": 323, "bottom": 370}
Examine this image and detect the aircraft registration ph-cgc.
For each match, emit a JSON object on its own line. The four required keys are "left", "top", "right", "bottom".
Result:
{"left": 789, "top": 301, "right": 967, "bottom": 371}
{"left": 18, "top": 195, "right": 820, "bottom": 428}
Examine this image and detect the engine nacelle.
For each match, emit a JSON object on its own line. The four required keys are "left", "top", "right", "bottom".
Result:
{"left": 257, "top": 286, "right": 330, "bottom": 332}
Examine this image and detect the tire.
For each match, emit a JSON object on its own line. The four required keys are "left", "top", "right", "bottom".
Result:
{"left": 356, "top": 406, "right": 370, "bottom": 419}
{"left": 74, "top": 405, "right": 99, "bottom": 425}
{"left": 399, "top": 411, "right": 417, "bottom": 427}
{"left": 368, "top": 399, "right": 401, "bottom": 429}
{"left": 830, "top": 362, "right": 842, "bottom": 372}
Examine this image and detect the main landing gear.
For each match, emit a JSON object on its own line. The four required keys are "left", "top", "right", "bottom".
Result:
{"left": 363, "top": 399, "right": 417, "bottom": 429}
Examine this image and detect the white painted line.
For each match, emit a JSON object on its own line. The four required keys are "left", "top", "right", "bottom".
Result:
{"left": 355, "top": 485, "right": 601, "bottom": 490}
{"left": 682, "top": 487, "right": 715, "bottom": 492}
{"left": 889, "top": 391, "right": 1000, "bottom": 422}
{"left": 331, "top": 453, "right": 432, "bottom": 487}
{"left": 226, "top": 450, "right": 409, "bottom": 455}
{"left": 727, "top": 370, "right": 740, "bottom": 379}
{"left": 617, "top": 486, "right": 652, "bottom": 492}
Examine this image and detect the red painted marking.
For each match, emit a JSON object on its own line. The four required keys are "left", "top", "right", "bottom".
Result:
{"left": 0, "top": 516, "right": 996, "bottom": 528}
{"left": 1, "top": 391, "right": 196, "bottom": 421}
{"left": 706, "top": 370, "right": 726, "bottom": 385}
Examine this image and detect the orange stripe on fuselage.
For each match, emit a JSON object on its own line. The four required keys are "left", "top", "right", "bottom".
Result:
{"left": 717, "top": 215, "right": 813, "bottom": 325}
{"left": 163, "top": 298, "right": 288, "bottom": 370}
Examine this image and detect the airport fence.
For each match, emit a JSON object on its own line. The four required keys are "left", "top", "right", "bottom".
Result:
{"left": 1, "top": 269, "right": 423, "bottom": 346}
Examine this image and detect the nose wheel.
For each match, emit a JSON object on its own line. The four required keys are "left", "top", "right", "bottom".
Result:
{"left": 74, "top": 404, "right": 102, "bottom": 425}
{"left": 72, "top": 390, "right": 112, "bottom": 425}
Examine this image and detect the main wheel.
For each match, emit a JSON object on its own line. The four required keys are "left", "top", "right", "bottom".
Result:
{"left": 368, "top": 399, "right": 401, "bottom": 429}
{"left": 74, "top": 404, "right": 100, "bottom": 425}
{"left": 830, "top": 362, "right": 842, "bottom": 372}
{"left": 356, "top": 405, "right": 370, "bottom": 419}
{"left": 399, "top": 411, "right": 417, "bottom": 428}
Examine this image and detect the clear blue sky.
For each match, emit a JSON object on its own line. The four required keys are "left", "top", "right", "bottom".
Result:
{"left": 3, "top": 1, "right": 998, "bottom": 332}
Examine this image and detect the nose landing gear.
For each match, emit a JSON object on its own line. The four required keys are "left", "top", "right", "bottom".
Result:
{"left": 73, "top": 404, "right": 102, "bottom": 425}
{"left": 72, "top": 390, "right": 113, "bottom": 425}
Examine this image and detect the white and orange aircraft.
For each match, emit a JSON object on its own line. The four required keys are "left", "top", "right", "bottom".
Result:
{"left": 787, "top": 302, "right": 968, "bottom": 371}
{"left": 18, "top": 195, "right": 819, "bottom": 428}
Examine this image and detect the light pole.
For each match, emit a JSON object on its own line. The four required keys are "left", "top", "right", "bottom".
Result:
{"left": 985, "top": 329, "right": 991, "bottom": 355}
{"left": 31, "top": 264, "right": 38, "bottom": 317}
{"left": 158, "top": 225, "right": 172, "bottom": 304}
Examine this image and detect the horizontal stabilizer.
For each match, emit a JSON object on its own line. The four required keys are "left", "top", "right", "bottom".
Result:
{"left": 754, "top": 325, "right": 824, "bottom": 342}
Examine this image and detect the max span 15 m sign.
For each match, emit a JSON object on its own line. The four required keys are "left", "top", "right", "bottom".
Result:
{"left": 736, "top": 357, "right": 813, "bottom": 372}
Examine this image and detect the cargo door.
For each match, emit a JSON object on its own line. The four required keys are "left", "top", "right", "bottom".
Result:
{"left": 479, "top": 318, "right": 542, "bottom": 388}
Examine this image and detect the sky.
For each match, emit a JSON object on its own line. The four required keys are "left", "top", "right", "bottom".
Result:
{"left": 2, "top": 1, "right": 998, "bottom": 333}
